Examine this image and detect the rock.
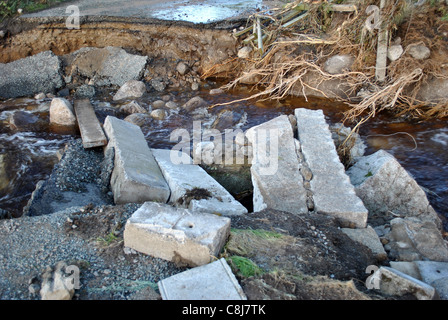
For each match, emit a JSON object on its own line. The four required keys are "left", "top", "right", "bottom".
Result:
{"left": 165, "top": 101, "right": 179, "bottom": 109}
{"left": 103, "top": 116, "right": 170, "bottom": 204}
{"left": 323, "top": 54, "right": 355, "bottom": 75}
{"left": 415, "top": 261, "right": 448, "bottom": 299}
{"left": 407, "top": 44, "right": 431, "bottom": 60}
{"left": 390, "top": 261, "right": 422, "bottom": 280}
{"left": 8, "top": 110, "right": 40, "bottom": 131}
{"left": 162, "top": 95, "right": 172, "bottom": 102}
{"left": 0, "top": 30, "right": 5, "bottom": 38}
{"left": 34, "top": 92, "right": 46, "bottom": 100}
{"left": 431, "top": 277, "right": 448, "bottom": 300}
{"left": 210, "top": 88, "right": 224, "bottom": 95}
{"left": 119, "top": 101, "right": 147, "bottom": 114}
{"left": 341, "top": 226, "right": 388, "bottom": 261}
{"left": 0, "top": 51, "right": 64, "bottom": 99}
{"left": 191, "top": 82, "right": 199, "bottom": 91}
{"left": 388, "top": 217, "right": 448, "bottom": 262}
{"left": 182, "top": 96, "right": 208, "bottom": 112}
{"left": 124, "top": 202, "right": 231, "bottom": 267}
{"left": 246, "top": 115, "right": 308, "bottom": 215}
{"left": 295, "top": 108, "right": 368, "bottom": 228}
{"left": 150, "top": 79, "right": 166, "bottom": 92}
{"left": 70, "top": 46, "right": 148, "bottom": 87}
{"left": 346, "top": 150, "right": 442, "bottom": 227}
{"left": 388, "top": 44, "right": 404, "bottom": 61}
{"left": 49, "top": 98, "right": 77, "bottom": 127}
{"left": 237, "top": 46, "right": 253, "bottom": 59}
{"left": 57, "top": 88, "right": 70, "bottom": 97}
{"left": 211, "top": 109, "right": 235, "bottom": 132}
{"left": 40, "top": 261, "right": 76, "bottom": 300}
{"left": 151, "top": 148, "right": 248, "bottom": 216}
{"left": 373, "top": 266, "right": 436, "bottom": 300}
{"left": 124, "top": 113, "right": 152, "bottom": 127}
{"left": 150, "top": 109, "right": 167, "bottom": 120}
{"left": 330, "top": 123, "right": 366, "bottom": 166}
{"left": 74, "top": 84, "right": 96, "bottom": 99}
{"left": 113, "top": 80, "right": 146, "bottom": 101}
{"left": 176, "top": 62, "right": 189, "bottom": 76}
{"left": 152, "top": 100, "right": 166, "bottom": 109}
{"left": 158, "top": 258, "right": 246, "bottom": 300}
{"left": 416, "top": 77, "right": 448, "bottom": 104}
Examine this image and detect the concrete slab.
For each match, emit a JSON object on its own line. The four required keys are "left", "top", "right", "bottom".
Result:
{"left": 151, "top": 148, "right": 247, "bottom": 216}
{"left": 103, "top": 116, "right": 170, "bottom": 204}
{"left": 245, "top": 115, "right": 308, "bottom": 214}
{"left": 158, "top": 258, "right": 246, "bottom": 300}
{"left": 124, "top": 202, "right": 231, "bottom": 267}
{"left": 374, "top": 266, "right": 436, "bottom": 300}
{"left": 341, "top": 225, "right": 387, "bottom": 261}
{"left": 74, "top": 99, "right": 107, "bottom": 148}
{"left": 295, "top": 108, "right": 368, "bottom": 228}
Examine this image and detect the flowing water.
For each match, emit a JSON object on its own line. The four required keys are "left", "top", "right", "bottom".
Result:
{"left": 0, "top": 85, "right": 447, "bottom": 230}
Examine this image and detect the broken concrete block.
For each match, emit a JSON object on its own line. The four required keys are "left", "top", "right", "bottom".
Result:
{"left": 341, "top": 225, "right": 387, "bottom": 261}
{"left": 158, "top": 258, "right": 247, "bottom": 300}
{"left": 103, "top": 116, "right": 170, "bottom": 204}
{"left": 295, "top": 108, "right": 368, "bottom": 228}
{"left": 388, "top": 217, "right": 448, "bottom": 262}
{"left": 151, "top": 148, "right": 247, "bottom": 216}
{"left": 389, "top": 261, "right": 422, "bottom": 280}
{"left": 373, "top": 266, "right": 435, "bottom": 300}
{"left": 113, "top": 80, "right": 146, "bottom": 101}
{"left": 245, "top": 115, "right": 308, "bottom": 214}
{"left": 0, "top": 51, "right": 64, "bottom": 98}
{"left": 124, "top": 202, "right": 231, "bottom": 267}
{"left": 74, "top": 99, "right": 107, "bottom": 148}
{"left": 347, "top": 149, "right": 441, "bottom": 228}
{"left": 415, "top": 261, "right": 448, "bottom": 300}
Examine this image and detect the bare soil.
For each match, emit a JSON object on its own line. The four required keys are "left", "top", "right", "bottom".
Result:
{"left": 229, "top": 209, "right": 392, "bottom": 300}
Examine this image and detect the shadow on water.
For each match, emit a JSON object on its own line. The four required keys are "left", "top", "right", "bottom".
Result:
{"left": 0, "top": 85, "right": 446, "bottom": 229}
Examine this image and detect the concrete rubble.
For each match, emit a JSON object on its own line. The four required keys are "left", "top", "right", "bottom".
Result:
{"left": 295, "top": 108, "right": 368, "bottom": 228}
{"left": 245, "top": 114, "right": 308, "bottom": 215}
{"left": 0, "top": 51, "right": 64, "bottom": 99}
{"left": 151, "top": 148, "right": 248, "bottom": 216}
{"left": 158, "top": 258, "right": 246, "bottom": 300}
{"left": 346, "top": 149, "right": 441, "bottom": 227}
{"left": 372, "top": 266, "right": 436, "bottom": 300}
{"left": 124, "top": 202, "right": 231, "bottom": 267}
{"left": 103, "top": 116, "right": 170, "bottom": 205}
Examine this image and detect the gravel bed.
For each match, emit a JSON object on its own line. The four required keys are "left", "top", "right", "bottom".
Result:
{"left": 0, "top": 138, "right": 187, "bottom": 300}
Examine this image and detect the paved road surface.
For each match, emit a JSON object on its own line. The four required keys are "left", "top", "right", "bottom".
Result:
{"left": 23, "top": 0, "right": 284, "bottom": 24}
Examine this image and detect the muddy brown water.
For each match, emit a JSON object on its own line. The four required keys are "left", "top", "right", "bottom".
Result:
{"left": 0, "top": 85, "right": 447, "bottom": 231}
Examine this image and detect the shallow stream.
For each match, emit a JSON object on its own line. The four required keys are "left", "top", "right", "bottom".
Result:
{"left": 0, "top": 84, "right": 446, "bottom": 230}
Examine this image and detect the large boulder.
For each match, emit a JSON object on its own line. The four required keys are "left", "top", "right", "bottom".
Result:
{"left": 50, "top": 98, "right": 77, "bottom": 127}
{"left": 0, "top": 51, "right": 64, "bottom": 98}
